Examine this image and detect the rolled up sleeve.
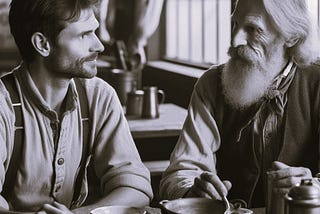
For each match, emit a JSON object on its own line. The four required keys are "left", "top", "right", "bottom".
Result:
{"left": 91, "top": 85, "right": 153, "bottom": 201}
{"left": 159, "top": 80, "right": 221, "bottom": 200}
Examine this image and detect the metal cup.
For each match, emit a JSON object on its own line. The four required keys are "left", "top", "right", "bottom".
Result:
{"left": 141, "top": 86, "right": 165, "bottom": 119}
{"left": 126, "top": 90, "right": 144, "bottom": 117}
{"left": 266, "top": 171, "right": 286, "bottom": 214}
{"left": 103, "top": 69, "right": 137, "bottom": 105}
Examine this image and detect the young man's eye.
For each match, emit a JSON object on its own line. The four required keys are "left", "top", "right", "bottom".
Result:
{"left": 81, "top": 34, "right": 88, "bottom": 39}
{"left": 81, "top": 31, "right": 93, "bottom": 39}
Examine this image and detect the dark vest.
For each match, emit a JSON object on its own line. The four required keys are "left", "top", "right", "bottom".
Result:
{"left": 207, "top": 63, "right": 320, "bottom": 207}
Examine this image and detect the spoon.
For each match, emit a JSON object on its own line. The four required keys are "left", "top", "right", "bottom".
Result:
{"left": 223, "top": 195, "right": 231, "bottom": 214}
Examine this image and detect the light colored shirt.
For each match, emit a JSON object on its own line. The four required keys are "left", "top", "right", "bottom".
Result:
{"left": 0, "top": 64, "right": 152, "bottom": 211}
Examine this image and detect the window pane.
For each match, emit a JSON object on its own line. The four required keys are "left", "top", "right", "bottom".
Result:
{"left": 190, "top": 0, "right": 203, "bottom": 62}
{"left": 203, "top": 0, "right": 217, "bottom": 63}
{"left": 166, "top": 0, "right": 177, "bottom": 58}
{"left": 307, "top": 0, "right": 319, "bottom": 28}
{"left": 218, "top": 0, "right": 231, "bottom": 63}
{"left": 165, "top": 0, "right": 231, "bottom": 65}
{"left": 177, "top": 0, "right": 189, "bottom": 60}
{"left": 306, "top": 0, "right": 320, "bottom": 56}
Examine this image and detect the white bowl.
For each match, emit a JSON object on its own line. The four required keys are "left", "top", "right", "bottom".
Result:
{"left": 90, "top": 205, "right": 146, "bottom": 214}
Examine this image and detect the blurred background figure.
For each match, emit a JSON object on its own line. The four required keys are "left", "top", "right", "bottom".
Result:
{"left": 98, "top": 0, "right": 163, "bottom": 87}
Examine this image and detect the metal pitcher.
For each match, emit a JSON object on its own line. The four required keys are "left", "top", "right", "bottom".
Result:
{"left": 141, "top": 86, "right": 165, "bottom": 118}
{"left": 285, "top": 179, "right": 320, "bottom": 214}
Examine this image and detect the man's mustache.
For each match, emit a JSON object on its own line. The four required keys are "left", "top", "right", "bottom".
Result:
{"left": 228, "top": 45, "right": 257, "bottom": 60}
{"left": 80, "top": 54, "right": 99, "bottom": 63}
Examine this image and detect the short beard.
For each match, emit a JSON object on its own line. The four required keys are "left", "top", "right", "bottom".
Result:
{"left": 45, "top": 48, "right": 97, "bottom": 79}
{"left": 221, "top": 46, "right": 280, "bottom": 110}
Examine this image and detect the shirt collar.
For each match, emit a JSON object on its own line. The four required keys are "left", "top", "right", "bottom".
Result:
{"left": 271, "top": 59, "right": 295, "bottom": 90}
{"left": 15, "top": 63, "right": 78, "bottom": 118}
{"left": 280, "top": 60, "right": 294, "bottom": 77}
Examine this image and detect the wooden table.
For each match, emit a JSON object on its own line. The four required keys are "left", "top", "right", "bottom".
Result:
{"left": 127, "top": 103, "right": 187, "bottom": 139}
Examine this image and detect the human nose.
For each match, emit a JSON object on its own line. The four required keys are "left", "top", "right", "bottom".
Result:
{"left": 90, "top": 34, "right": 105, "bottom": 53}
{"left": 231, "top": 28, "right": 248, "bottom": 47}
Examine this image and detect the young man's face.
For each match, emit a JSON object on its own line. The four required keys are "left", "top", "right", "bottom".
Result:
{"left": 45, "top": 8, "right": 104, "bottom": 79}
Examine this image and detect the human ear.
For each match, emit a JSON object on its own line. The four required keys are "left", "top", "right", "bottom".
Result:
{"left": 285, "top": 37, "right": 300, "bottom": 48}
{"left": 31, "top": 32, "right": 51, "bottom": 57}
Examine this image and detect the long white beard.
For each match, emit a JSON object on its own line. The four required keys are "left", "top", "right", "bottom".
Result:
{"left": 221, "top": 59, "right": 272, "bottom": 109}
{"left": 221, "top": 31, "right": 288, "bottom": 109}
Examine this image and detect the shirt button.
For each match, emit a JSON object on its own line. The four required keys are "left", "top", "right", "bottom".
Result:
{"left": 57, "top": 158, "right": 64, "bottom": 165}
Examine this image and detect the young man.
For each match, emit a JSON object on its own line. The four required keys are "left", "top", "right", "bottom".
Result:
{"left": 0, "top": 0, "right": 152, "bottom": 213}
{"left": 160, "top": 0, "right": 320, "bottom": 208}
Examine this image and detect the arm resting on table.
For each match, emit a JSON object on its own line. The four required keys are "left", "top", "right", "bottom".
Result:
{"left": 72, "top": 187, "right": 150, "bottom": 214}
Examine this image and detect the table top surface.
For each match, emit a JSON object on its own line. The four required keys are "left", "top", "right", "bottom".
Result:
{"left": 127, "top": 103, "right": 187, "bottom": 139}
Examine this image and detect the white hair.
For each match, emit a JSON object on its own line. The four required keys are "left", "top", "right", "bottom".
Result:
{"left": 262, "top": 0, "right": 319, "bottom": 66}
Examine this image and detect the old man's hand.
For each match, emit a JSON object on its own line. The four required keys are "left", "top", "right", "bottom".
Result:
{"left": 185, "top": 171, "right": 232, "bottom": 200}
{"left": 268, "top": 161, "right": 312, "bottom": 195}
{"left": 40, "top": 201, "right": 74, "bottom": 214}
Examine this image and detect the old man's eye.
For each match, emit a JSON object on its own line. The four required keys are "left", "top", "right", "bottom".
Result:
{"left": 245, "top": 25, "right": 256, "bottom": 33}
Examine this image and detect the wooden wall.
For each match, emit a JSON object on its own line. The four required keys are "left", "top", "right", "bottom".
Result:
{"left": 141, "top": 64, "right": 199, "bottom": 109}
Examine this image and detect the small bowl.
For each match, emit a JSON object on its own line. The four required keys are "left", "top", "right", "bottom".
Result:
{"left": 90, "top": 205, "right": 146, "bottom": 214}
{"left": 159, "top": 198, "right": 253, "bottom": 214}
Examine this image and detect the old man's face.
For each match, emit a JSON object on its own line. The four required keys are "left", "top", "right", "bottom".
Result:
{"left": 221, "top": 0, "right": 288, "bottom": 109}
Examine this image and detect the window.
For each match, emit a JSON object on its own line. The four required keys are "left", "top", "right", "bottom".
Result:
{"left": 307, "top": 0, "right": 320, "bottom": 27}
{"left": 165, "top": 0, "right": 232, "bottom": 65}
{"left": 164, "top": 0, "right": 320, "bottom": 66}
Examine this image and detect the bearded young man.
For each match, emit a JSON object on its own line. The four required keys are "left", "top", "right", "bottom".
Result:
{"left": 0, "top": 0, "right": 152, "bottom": 213}
{"left": 160, "top": 0, "right": 320, "bottom": 208}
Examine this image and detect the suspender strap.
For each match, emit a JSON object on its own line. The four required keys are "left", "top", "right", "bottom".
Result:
{"left": 1, "top": 73, "right": 24, "bottom": 200}
{"left": 72, "top": 78, "right": 91, "bottom": 202}
{"left": 74, "top": 78, "right": 90, "bottom": 168}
